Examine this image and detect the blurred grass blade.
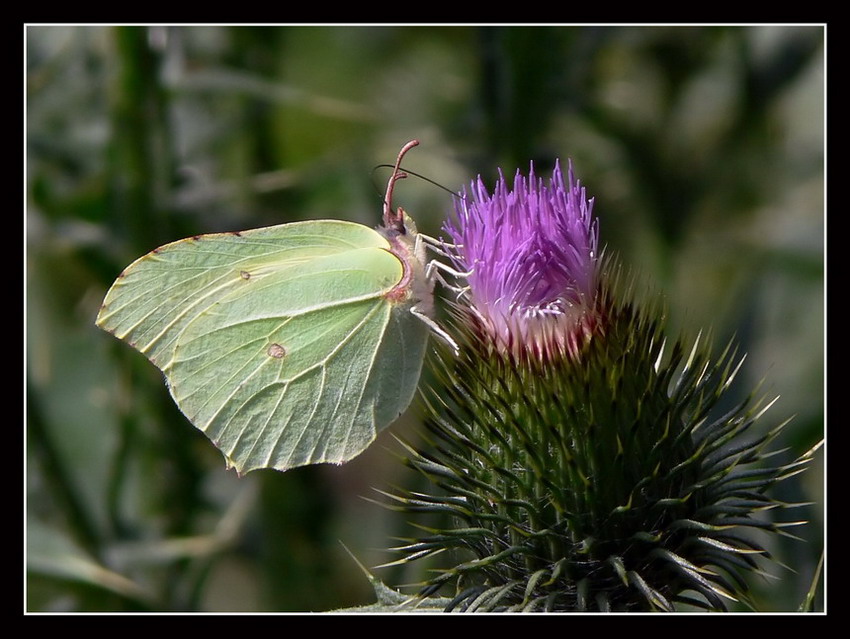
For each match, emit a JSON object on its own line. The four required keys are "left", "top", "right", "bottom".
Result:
{"left": 27, "top": 517, "right": 153, "bottom": 606}
{"left": 799, "top": 550, "right": 824, "bottom": 612}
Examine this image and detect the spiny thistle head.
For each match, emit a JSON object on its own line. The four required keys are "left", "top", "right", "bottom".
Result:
{"left": 386, "top": 161, "right": 815, "bottom": 612}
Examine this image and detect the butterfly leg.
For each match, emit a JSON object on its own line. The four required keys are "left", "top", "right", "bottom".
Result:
{"left": 414, "top": 233, "right": 473, "bottom": 299}
{"left": 410, "top": 304, "right": 460, "bottom": 355}
{"left": 425, "top": 260, "right": 472, "bottom": 301}
{"left": 417, "top": 232, "right": 462, "bottom": 257}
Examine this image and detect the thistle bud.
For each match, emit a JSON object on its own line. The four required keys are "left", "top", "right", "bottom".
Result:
{"left": 389, "top": 161, "right": 815, "bottom": 612}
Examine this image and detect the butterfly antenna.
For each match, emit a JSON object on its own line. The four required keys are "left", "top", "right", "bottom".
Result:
{"left": 383, "top": 139, "right": 419, "bottom": 232}
{"left": 374, "top": 164, "right": 458, "bottom": 198}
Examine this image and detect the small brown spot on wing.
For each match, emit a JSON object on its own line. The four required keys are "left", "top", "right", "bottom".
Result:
{"left": 267, "top": 343, "right": 286, "bottom": 359}
{"left": 240, "top": 270, "right": 251, "bottom": 280}
{"left": 230, "top": 231, "right": 243, "bottom": 237}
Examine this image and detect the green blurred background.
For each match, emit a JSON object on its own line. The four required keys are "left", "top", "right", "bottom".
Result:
{"left": 26, "top": 25, "right": 824, "bottom": 612}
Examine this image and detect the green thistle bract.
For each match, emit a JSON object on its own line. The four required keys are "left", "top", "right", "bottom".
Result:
{"left": 387, "top": 162, "right": 813, "bottom": 612}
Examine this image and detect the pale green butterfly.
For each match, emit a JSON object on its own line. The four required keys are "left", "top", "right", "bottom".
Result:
{"left": 96, "top": 140, "right": 450, "bottom": 475}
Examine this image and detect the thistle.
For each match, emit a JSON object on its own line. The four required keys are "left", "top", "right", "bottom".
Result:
{"left": 386, "top": 161, "right": 816, "bottom": 612}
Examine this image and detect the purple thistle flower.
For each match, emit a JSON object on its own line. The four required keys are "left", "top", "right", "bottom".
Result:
{"left": 445, "top": 160, "right": 600, "bottom": 360}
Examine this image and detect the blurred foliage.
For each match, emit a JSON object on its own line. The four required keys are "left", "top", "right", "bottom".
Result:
{"left": 26, "top": 25, "right": 823, "bottom": 612}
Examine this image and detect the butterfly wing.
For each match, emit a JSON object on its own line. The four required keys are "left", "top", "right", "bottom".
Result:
{"left": 97, "top": 220, "right": 429, "bottom": 473}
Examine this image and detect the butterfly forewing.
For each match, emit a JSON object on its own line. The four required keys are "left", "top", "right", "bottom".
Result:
{"left": 96, "top": 220, "right": 394, "bottom": 369}
{"left": 97, "top": 219, "right": 428, "bottom": 473}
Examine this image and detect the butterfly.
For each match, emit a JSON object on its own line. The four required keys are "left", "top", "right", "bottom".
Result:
{"left": 97, "top": 140, "right": 448, "bottom": 474}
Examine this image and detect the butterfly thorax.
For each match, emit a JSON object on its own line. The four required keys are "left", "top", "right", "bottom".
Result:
{"left": 379, "top": 209, "right": 432, "bottom": 313}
